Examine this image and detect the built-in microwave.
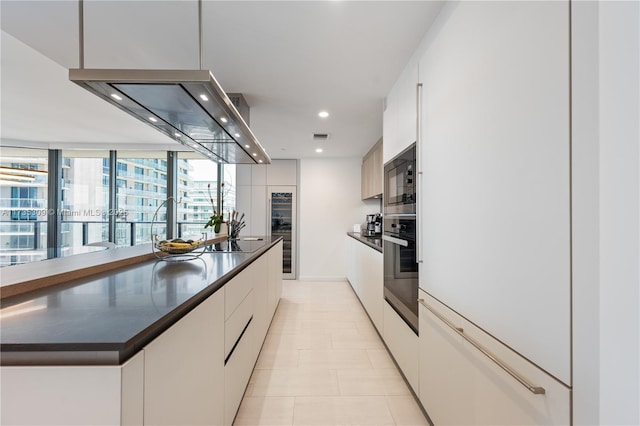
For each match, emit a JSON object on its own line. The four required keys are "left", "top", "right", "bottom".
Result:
{"left": 384, "top": 143, "right": 416, "bottom": 215}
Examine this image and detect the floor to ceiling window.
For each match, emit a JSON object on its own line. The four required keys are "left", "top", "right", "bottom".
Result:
{"left": 0, "top": 147, "right": 233, "bottom": 267}
{"left": 176, "top": 152, "right": 235, "bottom": 239}
{"left": 60, "top": 150, "right": 110, "bottom": 251}
{"left": 0, "top": 147, "right": 49, "bottom": 267}
{"left": 115, "top": 151, "right": 168, "bottom": 247}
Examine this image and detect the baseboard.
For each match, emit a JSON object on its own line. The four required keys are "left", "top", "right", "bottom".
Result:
{"left": 297, "top": 275, "right": 347, "bottom": 282}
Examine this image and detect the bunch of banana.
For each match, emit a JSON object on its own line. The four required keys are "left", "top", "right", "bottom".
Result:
{"left": 158, "top": 239, "right": 200, "bottom": 248}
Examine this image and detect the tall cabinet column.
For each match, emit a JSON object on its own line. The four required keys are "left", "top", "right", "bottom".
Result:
{"left": 236, "top": 160, "right": 298, "bottom": 279}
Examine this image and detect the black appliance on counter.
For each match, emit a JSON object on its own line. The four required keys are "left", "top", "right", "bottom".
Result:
{"left": 383, "top": 143, "right": 419, "bottom": 334}
{"left": 364, "top": 214, "right": 382, "bottom": 236}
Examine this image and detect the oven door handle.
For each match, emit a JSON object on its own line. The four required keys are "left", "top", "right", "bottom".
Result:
{"left": 382, "top": 234, "right": 409, "bottom": 247}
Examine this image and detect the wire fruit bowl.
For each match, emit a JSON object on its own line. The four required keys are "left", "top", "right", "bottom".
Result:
{"left": 155, "top": 239, "right": 204, "bottom": 254}
{"left": 151, "top": 197, "right": 207, "bottom": 262}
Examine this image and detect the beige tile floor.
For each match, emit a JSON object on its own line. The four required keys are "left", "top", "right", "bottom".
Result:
{"left": 234, "top": 280, "right": 429, "bottom": 426}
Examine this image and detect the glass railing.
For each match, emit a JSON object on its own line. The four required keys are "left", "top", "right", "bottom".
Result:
{"left": 0, "top": 198, "right": 47, "bottom": 209}
{"left": 0, "top": 219, "right": 213, "bottom": 267}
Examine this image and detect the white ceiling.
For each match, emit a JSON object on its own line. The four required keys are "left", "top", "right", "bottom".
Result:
{"left": 0, "top": 0, "right": 443, "bottom": 160}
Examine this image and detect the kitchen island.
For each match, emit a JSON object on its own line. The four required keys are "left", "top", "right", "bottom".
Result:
{"left": 0, "top": 236, "right": 283, "bottom": 425}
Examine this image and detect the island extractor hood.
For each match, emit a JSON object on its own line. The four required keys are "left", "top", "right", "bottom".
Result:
{"left": 69, "top": 68, "right": 271, "bottom": 164}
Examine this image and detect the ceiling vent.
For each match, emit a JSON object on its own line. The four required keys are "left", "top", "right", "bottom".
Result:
{"left": 313, "top": 133, "right": 330, "bottom": 141}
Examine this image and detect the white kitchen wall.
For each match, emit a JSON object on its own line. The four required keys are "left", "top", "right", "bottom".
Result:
{"left": 598, "top": 1, "right": 639, "bottom": 424}
{"left": 571, "top": 1, "right": 601, "bottom": 424}
{"left": 298, "top": 157, "right": 379, "bottom": 280}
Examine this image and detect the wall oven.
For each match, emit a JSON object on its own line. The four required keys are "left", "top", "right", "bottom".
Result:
{"left": 383, "top": 215, "right": 418, "bottom": 334}
{"left": 383, "top": 143, "right": 418, "bottom": 335}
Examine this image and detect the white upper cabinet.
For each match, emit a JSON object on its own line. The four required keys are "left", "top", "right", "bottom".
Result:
{"left": 383, "top": 60, "right": 419, "bottom": 163}
{"left": 266, "top": 160, "right": 297, "bottom": 186}
{"left": 236, "top": 164, "right": 252, "bottom": 187}
{"left": 418, "top": 0, "right": 571, "bottom": 385}
{"left": 251, "top": 164, "right": 267, "bottom": 186}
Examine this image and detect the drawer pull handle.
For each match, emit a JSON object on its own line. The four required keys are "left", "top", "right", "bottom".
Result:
{"left": 224, "top": 316, "right": 253, "bottom": 366}
{"left": 418, "top": 298, "right": 546, "bottom": 395}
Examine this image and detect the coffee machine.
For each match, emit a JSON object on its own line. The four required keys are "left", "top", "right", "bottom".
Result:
{"left": 365, "top": 214, "right": 382, "bottom": 236}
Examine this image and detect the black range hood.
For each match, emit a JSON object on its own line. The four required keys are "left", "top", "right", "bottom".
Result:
{"left": 69, "top": 69, "right": 270, "bottom": 164}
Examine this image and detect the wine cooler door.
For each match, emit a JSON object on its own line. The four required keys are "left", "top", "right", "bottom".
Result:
{"left": 268, "top": 186, "right": 296, "bottom": 279}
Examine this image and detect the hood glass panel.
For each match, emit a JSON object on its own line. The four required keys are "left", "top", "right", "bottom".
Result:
{"left": 113, "top": 83, "right": 254, "bottom": 163}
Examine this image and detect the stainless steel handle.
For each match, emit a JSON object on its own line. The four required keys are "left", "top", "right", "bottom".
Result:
{"left": 416, "top": 83, "right": 424, "bottom": 264}
{"left": 417, "top": 298, "right": 546, "bottom": 395}
{"left": 382, "top": 234, "right": 409, "bottom": 247}
{"left": 267, "top": 195, "right": 272, "bottom": 237}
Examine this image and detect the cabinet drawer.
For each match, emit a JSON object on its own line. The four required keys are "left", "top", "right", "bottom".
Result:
{"left": 225, "top": 289, "right": 254, "bottom": 359}
{"left": 418, "top": 290, "right": 570, "bottom": 425}
{"left": 225, "top": 264, "right": 254, "bottom": 320}
{"left": 224, "top": 321, "right": 254, "bottom": 426}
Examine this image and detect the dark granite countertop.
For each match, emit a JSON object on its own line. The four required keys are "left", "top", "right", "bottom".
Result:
{"left": 347, "top": 232, "right": 382, "bottom": 253}
{"left": 0, "top": 236, "right": 281, "bottom": 366}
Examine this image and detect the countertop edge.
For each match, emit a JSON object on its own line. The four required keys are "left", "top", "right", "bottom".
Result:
{"left": 0, "top": 236, "right": 229, "bottom": 300}
{"left": 347, "top": 232, "right": 382, "bottom": 253}
{"left": 0, "top": 237, "right": 283, "bottom": 366}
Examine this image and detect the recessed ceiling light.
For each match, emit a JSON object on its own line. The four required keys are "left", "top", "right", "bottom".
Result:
{"left": 318, "top": 111, "right": 329, "bottom": 118}
{"left": 111, "top": 93, "right": 123, "bottom": 101}
{"left": 174, "top": 132, "right": 181, "bottom": 137}
{"left": 220, "top": 117, "right": 228, "bottom": 123}
{"left": 235, "top": 133, "right": 241, "bottom": 138}
{"left": 149, "top": 116, "right": 158, "bottom": 123}
{"left": 253, "top": 153, "right": 257, "bottom": 157}
{"left": 199, "top": 94, "right": 209, "bottom": 101}
{"left": 245, "top": 144, "right": 250, "bottom": 148}
{"left": 315, "top": 148, "right": 323, "bottom": 153}
{"left": 258, "top": 160, "right": 263, "bottom": 163}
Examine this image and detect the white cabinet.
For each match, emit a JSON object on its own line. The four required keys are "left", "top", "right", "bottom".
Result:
{"left": 346, "top": 236, "right": 383, "bottom": 334}
{"left": 418, "top": 0, "right": 571, "bottom": 384}
{"left": 235, "top": 160, "right": 297, "bottom": 240}
{"left": 346, "top": 237, "right": 361, "bottom": 297}
{"left": 235, "top": 186, "right": 267, "bottom": 236}
{"left": 359, "top": 244, "right": 383, "bottom": 333}
{"left": 383, "top": 301, "right": 419, "bottom": 393}
{"left": 251, "top": 164, "right": 267, "bottom": 186}
{"left": 267, "top": 159, "right": 298, "bottom": 186}
{"left": 0, "top": 352, "right": 144, "bottom": 426}
{"left": 252, "top": 255, "right": 270, "bottom": 358}
{"left": 418, "top": 290, "right": 571, "bottom": 425}
{"left": 223, "top": 243, "right": 282, "bottom": 425}
{"left": 224, "top": 286, "right": 256, "bottom": 426}
{"left": 267, "top": 240, "right": 284, "bottom": 317}
{"left": 383, "top": 60, "right": 419, "bottom": 163}
{"left": 144, "top": 289, "right": 225, "bottom": 426}
{"left": 0, "top": 243, "right": 283, "bottom": 426}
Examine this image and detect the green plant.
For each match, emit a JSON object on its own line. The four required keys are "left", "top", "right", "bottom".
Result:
{"left": 204, "top": 182, "right": 224, "bottom": 233}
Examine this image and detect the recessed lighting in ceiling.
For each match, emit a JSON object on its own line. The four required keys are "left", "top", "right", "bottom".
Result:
{"left": 220, "top": 117, "right": 228, "bottom": 123}
{"left": 252, "top": 153, "right": 258, "bottom": 157}
{"left": 110, "top": 93, "right": 122, "bottom": 101}
{"left": 199, "top": 94, "right": 209, "bottom": 101}
{"left": 245, "top": 144, "right": 250, "bottom": 148}
{"left": 258, "top": 160, "right": 263, "bottom": 163}
{"left": 235, "top": 133, "right": 241, "bottom": 138}
{"left": 174, "top": 132, "right": 181, "bottom": 137}
{"left": 318, "top": 111, "right": 329, "bottom": 118}
{"left": 315, "top": 148, "right": 323, "bottom": 153}
{"left": 148, "top": 116, "right": 158, "bottom": 123}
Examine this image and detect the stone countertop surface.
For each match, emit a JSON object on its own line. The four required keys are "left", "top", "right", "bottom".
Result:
{"left": 0, "top": 236, "right": 281, "bottom": 366}
{"left": 347, "top": 232, "right": 382, "bottom": 253}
